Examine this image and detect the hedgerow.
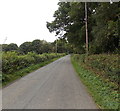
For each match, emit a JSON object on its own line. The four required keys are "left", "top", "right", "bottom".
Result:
{"left": 71, "top": 54, "right": 119, "bottom": 109}
{"left": 2, "top": 51, "right": 65, "bottom": 74}
{"left": 2, "top": 52, "right": 65, "bottom": 84}
{"left": 75, "top": 54, "right": 119, "bottom": 85}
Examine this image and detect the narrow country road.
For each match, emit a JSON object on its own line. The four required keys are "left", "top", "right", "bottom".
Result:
{"left": 2, "top": 55, "right": 98, "bottom": 109}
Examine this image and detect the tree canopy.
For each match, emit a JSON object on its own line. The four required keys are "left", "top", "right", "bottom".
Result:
{"left": 1, "top": 39, "right": 73, "bottom": 54}
{"left": 2, "top": 43, "right": 18, "bottom": 52}
{"left": 47, "top": 2, "right": 119, "bottom": 54}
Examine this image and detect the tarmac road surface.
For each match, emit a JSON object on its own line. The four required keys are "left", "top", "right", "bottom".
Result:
{"left": 2, "top": 55, "right": 98, "bottom": 109}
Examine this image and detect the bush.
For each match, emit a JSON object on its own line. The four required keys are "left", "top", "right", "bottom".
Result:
{"left": 71, "top": 55, "right": 119, "bottom": 109}
{"left": 74, "top": 54, "right": 119, "bottom": 85}
{"left": 2, "top": 51, "right": 65, "bottom": 74}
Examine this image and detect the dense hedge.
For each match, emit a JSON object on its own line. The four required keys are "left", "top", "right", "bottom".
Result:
{"left": 2, "top": 52, "right": 65, "bottom": 74}
{"left": 74, "top": 54, "right": 119, "bottom": 85}
{"left": 71, "top": 55, "right": 119, "bottom": 109}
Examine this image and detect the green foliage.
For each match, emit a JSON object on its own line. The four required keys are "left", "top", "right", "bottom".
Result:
{"left": 90, "top": 3, "right": 119, "bottom": 54}
{"left": 2, "top": 43, "right": 18, "bottom": 52}
{"left": 53, "top": 38, "right": 71, "bottom": 53}
{"left": 2, "top": 51, "right": 65, "bottom": 74}
{"left": 71, "top": 55, "right": 119, "bottom": 109}
{"left": 0, "top": 51, "right": 1, "bottom": 84}
{"left": 31, "top": 39, "right": 43, "bottom": 54}
{"left": 19, "top": 42, "right": 32, "bottom": 54}
{"left": 18, "top": 39, "right": 72, "bottom": 54}
{"left": 1, "top": 44, "right": 8, "bottom": 51}
{"left": 47, "top": 2, "right": 119, "bottom": 54}
{"left": 2, "top": 57, "right": 62, "bottom": 86}
{"left": 1, "top": 38, "right": 74, "bottom": 54}
{"left": 47, "top": 2, "right": 86, "bottom": 51}
{"left": 76, "top": 54, "right": 119, "bottom": 85}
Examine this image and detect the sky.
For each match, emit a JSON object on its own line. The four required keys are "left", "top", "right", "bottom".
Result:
{"left": 0, "top": 0, "right": 59, "bottom": 46}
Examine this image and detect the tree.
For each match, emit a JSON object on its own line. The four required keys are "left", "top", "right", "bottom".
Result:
{"left": 18, "top": 39, "right": 59, "bottom": 54}
{"left": 54, "top": 38, "right": 67, "bottom": 53}
{"left": 52, "top": 38, "right": 75, "bottom": 53}
{"left": 19, "top": 42, "right": 32, "bottom": 54}
{"left": 47, "top": 2, "right": 119, "bottom": 54}
{"left": 90, "top": 3, "right": 119, "bottom": 53}
{"left": 42, "top": 42, "right": 53, "bottom": 53}
{"left": 2, "top": 44, "right": 8, "bottom": 52}
{"left": 31, "top": 39, "right": 44, "bottom": 54}
{"left": 47, "top": 2, "right": 97, "bottom": 53}
{"left": 2, "top": 43, "right": 18, "bottom": 52}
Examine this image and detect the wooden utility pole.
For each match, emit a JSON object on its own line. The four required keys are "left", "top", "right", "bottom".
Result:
{"left": 85, "top": 2, "right": 88, "bottom": 55}
{"left": 56, "top": 39, "right": 57, "bottom": 54}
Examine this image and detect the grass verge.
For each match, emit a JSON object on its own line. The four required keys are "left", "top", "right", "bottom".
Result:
{"left": 71, "top": 55, "right": 119, "bottom": 110}
{"left": 2, "top": 56, "right": 62, "bottom": 87}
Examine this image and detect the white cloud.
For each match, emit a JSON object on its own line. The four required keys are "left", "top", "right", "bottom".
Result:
{"left": 0, "top": 0, "right": 59, "bottom": 46}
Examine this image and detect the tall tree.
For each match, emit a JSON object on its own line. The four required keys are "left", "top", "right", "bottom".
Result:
{"left": 47, "top": 2, "right": 119, "bottom": 54}
{"left": 47, "top": 2, "right": 97, "bottom": 53}
{"left": 90, "top": 3, "right": 119, "bottom": 53}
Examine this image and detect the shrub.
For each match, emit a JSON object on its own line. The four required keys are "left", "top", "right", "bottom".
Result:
{"left": 2, "top": 52, "right": 65, "bottom": 74}
{"left": 75, "top": 54, "right": 119, "bottom": 85}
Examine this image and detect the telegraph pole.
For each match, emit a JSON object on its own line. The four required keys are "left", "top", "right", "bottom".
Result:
{"left": 85, "top": 2, "right": 88, "bottom": 55}
{"left": 56, "top": 39, "right": 57, "bottom": 54}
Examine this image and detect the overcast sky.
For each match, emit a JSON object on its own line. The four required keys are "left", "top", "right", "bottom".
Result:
{"left": 0, "top": 0, "right": 59, "bottom": 46}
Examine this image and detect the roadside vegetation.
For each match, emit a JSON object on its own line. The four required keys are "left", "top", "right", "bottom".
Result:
{"left": 1, "top": 38, "right": 74, "bottom": 54}
{"left": 71, "top": 54, "right": 119, "bottom": 109}
{"left": 2, "top": 51, "right": 65, "bottom": 86}
{"left": 47, "top": 2, "right": 119, "bottom": 54}
{"left": 0, "top": 2, "right": 119, "bottom": 110}
{"left": 47, "top": 2, "right": 119, "bottom": 110}
{"left": 1, "top": 38, "right": 72, "bottom": 86}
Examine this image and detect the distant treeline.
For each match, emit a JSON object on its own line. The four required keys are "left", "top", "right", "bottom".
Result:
{"left": 1, "top": 38, "right": 76, "bottom": 54}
